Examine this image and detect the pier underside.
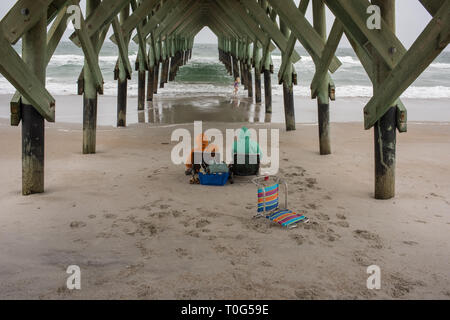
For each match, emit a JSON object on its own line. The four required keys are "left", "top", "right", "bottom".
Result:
{"left": 0, "top": 0, "right": 449, "bottom": 199}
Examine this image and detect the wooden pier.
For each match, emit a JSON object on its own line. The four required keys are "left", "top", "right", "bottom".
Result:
{"left": 0, "top": 0, "right": 448, "bottom": 199}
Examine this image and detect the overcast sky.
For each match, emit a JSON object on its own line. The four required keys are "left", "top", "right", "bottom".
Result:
{"left": 0, "top": 0, "right": 441, "bottom": 50}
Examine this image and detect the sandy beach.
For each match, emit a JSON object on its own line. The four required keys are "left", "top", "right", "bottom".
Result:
{"left": 0, "top": 94, "right": 449, "bottom": 300}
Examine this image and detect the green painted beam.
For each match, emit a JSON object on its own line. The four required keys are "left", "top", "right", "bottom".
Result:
{"left": 224, "top": 0, "right": 276, "bottom": 52}
{"left": 278, "top": 0, "right": 309, "bottom": 83}
{"left": 70, "top": 0, "right": 131, "bottom": 46}
{"left": 239, "top": 0, "right": 301, "bottom": 63}
{"left": 267, "top": 0, "right": 341, "bottom": 73}
{"left": 153, "top": 0, "right": 197, "bottom": 39}
{"left": 0, "top": 0, "right": 54, "bottom": 44}
{"left": 0, "top": 23, "right": 55, "bottom": 122}
{"left": 162, "top": 1, "right": 202, "bottom": 39}
{"left": 112, "top": 16, "right": 133, "bottom": 79}
{"left": 363, "top": 0, "right": 449, "bottom": 129}
{"left": 324, "top": 0, "right": 406, "bottom": 70}
{"left": 72, "top": 1, "right": 104, "bottom": 93}
{"left": 310, "top": 19, "right": 344, "bottom": 98}
{"left": 132, "top": 0, "right": 177, "bottom": 43}
{"left": 130, "top": 0, "right": 150, "bottom": 70}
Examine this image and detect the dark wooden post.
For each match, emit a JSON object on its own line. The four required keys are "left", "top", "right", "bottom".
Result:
{"left": 117, "top": 5, "right": 129, "bottom": 127}
{"left": 313, "top": 0, "right": 331, "bottom": 155}
{"left": 233, "top": 55, "right": 240, "bottom": 80}
{"left": 153, "top": 60, "right": 159, "bottom": 94}
{"left": 254, "top": 43, "right": 262, "bottom": 103}
{"left": 264, "top": 68, "right": 272, "bottom": 113}
{"left": 147, "top": 48, "right": 154, "bottom": 102}
{"left": 82, "top": 1, "right": 101, "bottom": 153}
{"left": 83, "top": 0, "right": 101, "bottom": 153}
{"left": 246, "top": 43, "right": 253, "bottom": 98}
{"left": 280, "top": 20, "right": 295, "bottom": 131}
{"left": 137, "top": 53, "right": 146, "bottom": 111}
{"left": 21, "top": 9, "right": 46, "bottom": 195}
{"left": 373, "top": 0, "right": 396, "bottom": 199}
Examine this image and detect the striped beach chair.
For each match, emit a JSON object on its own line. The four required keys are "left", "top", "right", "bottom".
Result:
{"left": 253, "top": 176, "right": 309, "bottom": 229}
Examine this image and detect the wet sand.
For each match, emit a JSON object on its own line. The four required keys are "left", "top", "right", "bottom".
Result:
{"left": 1, "top": 94, "right": 450, "bottom": 126}
{"left": 0, "top": 96, "right": 449, "bottom": 299}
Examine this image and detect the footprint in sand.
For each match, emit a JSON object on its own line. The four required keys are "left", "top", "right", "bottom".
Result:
{"left": 316, "top": 212, "right": 330, "bottom": 221}
{"left": 403, "top": 241, "right": 419, "bottom": 246}
{"left": 336, "top": 213, "right": 346, "bottom": 220}
{"left": 176, "top": 248, "right": 189, "bottom": 258}
{"left": 388, "top": 272, "right": 425, "bottom": 298}
{"left": 70, "top": 221, "right": 86, "bottom": 229}
{"left": 195, "top": 219, "right": 210, "bottom": 228}
{"left": 335, "top": 221, "right": 350, "bottom": 228}
{"left": 290, "top": 234, "right": 306, "bottom": 246}
{"left": 352, "top": 250, "right": 373, "bottom": 267}
{"left": 306, "top": 203, "right": 319, "bottom": 210}
{"left": 294, "top": 287, "right": 327, "bottom": 300}
{"left": 353, "top": 230, "right": 383, "bottom": 249}
{"left": 104, "top": 213, "right": 117, "bottom": 219}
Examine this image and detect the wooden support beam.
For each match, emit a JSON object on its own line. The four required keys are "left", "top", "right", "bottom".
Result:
{"left": 372, "top": 0, "right": 397, "bottom": 200}
{"left": 1, "top": 0, "right": 54, "bottom": 45}
{"left": 112, "top": 16, "right": 133, "bottom": 79}
{"left": 83, "top": 0, "right": 102, "bottom": 154}
{"left": 0, "top": 24, "right": 55, "bottom": 122}
{"left": 266, "top": 0, "right": 341, "bottom": 72}
{"left": 133, "top": 0, "right": 177, "bottom": 43}
{"left": 21, "top": 8, "right": 47, "bottom": 195}
{"left": 323, "top": 0, "right": 406, "bottom": 70}
{"left": 116, "top": 5, "right": 131, "bottom": 127}
{"left": 72, "top": 1, "right": 104, "bottom": 94}
{"left": 310, "top": 19, "right": 344, "bottom": 99}
{"left": 111, "top": 0, "right": 159, "bottom": 43}
{"left": 238, "top": 0, "right": 301, "bottom": 63}
{"left": 313, "top": 0, "right": 331, "bottom": 155}
{"left": 70, "top": 0, "right": 131, "bottom": 46}
{"left": 364, "top": 0, "right": 449, "bottom": 129}
{"left": 278, "top": 0, "right": 309, "bottom": 84}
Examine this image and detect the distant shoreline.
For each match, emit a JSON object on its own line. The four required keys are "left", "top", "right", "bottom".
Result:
{"left": 1, "top": 94, "right": 449, "bottom": 127}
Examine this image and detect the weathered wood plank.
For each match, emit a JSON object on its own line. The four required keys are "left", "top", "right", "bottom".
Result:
{"left": 1, "top": 0, "right": 53, "bottom": 44}
{"left": 363, "top": 0, "right": 449, "bottom": 129}
{"left": 0, "top": 23, "right": 55, "bottom": 122}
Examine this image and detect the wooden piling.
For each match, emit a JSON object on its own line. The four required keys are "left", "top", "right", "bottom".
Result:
{"left": 247, "top": 64, "right": 253, "bottom": 98}
{"left": 21, "top": 9, "right": 46, "bottom": 195}
{"left": 138, "top": 70, "right": 146, "bottom": 110}
{"left": 373, "top": 0, "right": 397, "bottom": 199}
{"left": 153, "top": 61, "right": 159, "bottom": 94}
{"left": 254, "top": 43, "right": 262, "bottom": 103}
{"left": 147, "top": 67, "right": 154, "bottom": 101}
{"left": 283, "top": 82, "right": 295, "bottom": 131}
{"left": 117, "top": 5, "right": 129, "bottom": 127}
{"left": 137, "top": 50, "right": 146, "bottom": 111}
{"left": 82, "top": 0, "right": 101, "bottom": 154}
{"left": 160, "top": 58, "right": 169, "bottom": 88}
{"left": 232, "top": 56, "right": 240, "bottom": 80}
{"left": 280, "top": 20, "right": 296, "bottom": 131}
{"left": 264, "top": 69, "right": 272, "bottom": 113}
{"left": 313, "top": 0, "right": 331, "bottom": 155}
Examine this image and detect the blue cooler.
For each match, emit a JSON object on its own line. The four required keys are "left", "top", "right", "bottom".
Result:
{"left": 198, "top": 172, "right": 230, "bottom": 186}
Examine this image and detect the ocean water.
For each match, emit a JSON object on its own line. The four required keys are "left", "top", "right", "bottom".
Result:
{"left": 0, "top": 42, "right": 449, "bottom": 99}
